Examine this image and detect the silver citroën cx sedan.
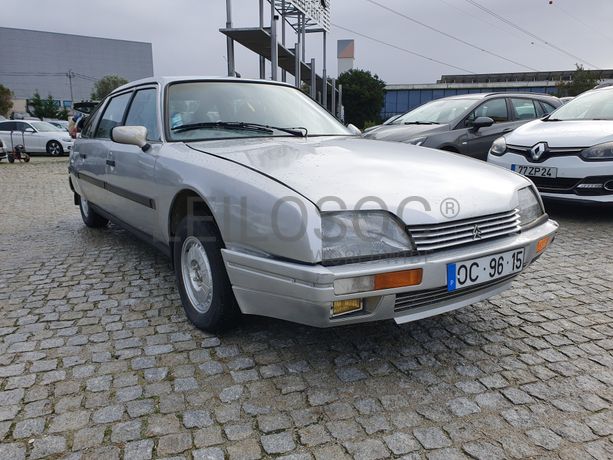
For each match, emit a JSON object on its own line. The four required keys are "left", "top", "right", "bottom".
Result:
{"left": 69, "top": 77, "right": 558, "bottom": 331}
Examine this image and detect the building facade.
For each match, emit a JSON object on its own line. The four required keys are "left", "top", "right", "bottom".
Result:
{"left": 0, "top": 27, "right": 153, "bottom": 111}
{"left": 382, "top": 69, "right": 613, "bottom": 120}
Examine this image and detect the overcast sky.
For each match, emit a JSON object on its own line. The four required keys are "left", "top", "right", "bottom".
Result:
{"left": 1, "top": 0, "right": 611, "bottom": 84}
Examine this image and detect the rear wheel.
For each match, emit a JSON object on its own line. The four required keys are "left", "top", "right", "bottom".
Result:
{"left": 47, "top": 140, "right": 63, "bottom": 156}
{"left": 173, "top": 216, "right": 240, "bottom": 332}
{"left": 79, "top": 196, "right": 108, "bottom": 228}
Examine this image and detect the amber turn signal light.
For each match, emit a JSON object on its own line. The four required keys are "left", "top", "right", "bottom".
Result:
{"left": 536, "top": 236, "right": 550, "bottom": 253}
{"left": 374, "top": 269, "right": 423, "bottom": 290}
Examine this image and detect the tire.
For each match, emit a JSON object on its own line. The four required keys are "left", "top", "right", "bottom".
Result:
{"left": 8, "top": 153, "right": 14, "bottom": 163}
{"left": 173, "top": 216, "right": 240, "bottom": 332}
{"left": 46, "top": 140, "right": 63, "bottom": 156}
{"left": 79, "top": 196, "right": 109, "bottom": 228}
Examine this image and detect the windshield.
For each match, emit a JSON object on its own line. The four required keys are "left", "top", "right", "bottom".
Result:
{"left": 166, "top": 81, "right": 351, "bottom": 141}
{"left": 548, "top": 90, "right": 613, "bottom": 121}
{"left": 30, "top": 121, "right": 65, "bottom": 132}
{"left": 393, "top": 98, "right": 478, "bottom": 125}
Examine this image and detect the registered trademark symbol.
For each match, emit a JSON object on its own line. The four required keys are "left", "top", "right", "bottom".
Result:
{"left": 440, "top": 197, "right": 460, "bottom": 219}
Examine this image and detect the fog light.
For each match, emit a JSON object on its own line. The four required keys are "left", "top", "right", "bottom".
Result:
{"left": 334, "top": 269, "right": 423, "bottom": 295}
{"left": 536, "top": 236, "right": 550, "bottom": 253}
{"left": 332, "top": 299, "right": 363, "bottom": 317}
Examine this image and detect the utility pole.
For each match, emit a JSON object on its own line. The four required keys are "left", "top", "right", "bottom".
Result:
{"left": 67, "top": 69, "right": 74, "bottom": 108}
{"left": 226, "top": 0, "right": 236, "bottom": 77}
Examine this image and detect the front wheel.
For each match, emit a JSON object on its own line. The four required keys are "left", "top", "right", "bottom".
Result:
{"left": 47, "top": 140, "right": 63, "bottom": 156}
{"left": 173, "top": 216, "right": 239, "bottom": 332}
{"left": 79, "top": 196, "right": 108, "bottom": 228}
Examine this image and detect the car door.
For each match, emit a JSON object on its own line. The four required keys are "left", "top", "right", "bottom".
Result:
{"left": 104, "top": 87, "right": 161, "bottom": 237}
{"left": 13, "top": 121, "right": 41, "bottom": 153}
{"left": 464, "top": 98, "right": 517, "bottom": 160}
{"left": 77, "top": 92, "right": 132, "bottom": 208}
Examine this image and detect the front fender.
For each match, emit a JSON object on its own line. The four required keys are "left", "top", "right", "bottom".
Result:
{"left": 156, "top": 144, "right": 322, "bottom": 264}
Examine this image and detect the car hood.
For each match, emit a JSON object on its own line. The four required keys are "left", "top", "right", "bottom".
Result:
{"left": 507, "top": 119, "right": 613, "bottom": 147}
{"left": 362, "top": 123, "right": 450, "bottom": 142}
{"left": 188, "top": 136, "right": 529, "bottom": 225}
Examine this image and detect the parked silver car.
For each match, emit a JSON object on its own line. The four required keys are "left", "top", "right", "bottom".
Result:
{"left": 69, "top": 77, "right": 557, "bottom": 331}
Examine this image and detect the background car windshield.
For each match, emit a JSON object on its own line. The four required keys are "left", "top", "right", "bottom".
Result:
{"left": 30, "top": 121, "right": 64, "bottom": 132}
{"left": 549, "top": 90, "right": 613, "bottom": 120}
{"left": 393, "top": 98, "right": 478, "bottom": 124}
{"left": 167, "top": 82, "right": 351, "bottom": 140}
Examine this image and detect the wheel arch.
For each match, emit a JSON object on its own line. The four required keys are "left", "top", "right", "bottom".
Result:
{"left": 167, "top": 188, "right": 225, "bottom": 262}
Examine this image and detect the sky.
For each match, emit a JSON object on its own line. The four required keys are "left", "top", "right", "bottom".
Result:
{"left": 1, "top": 0, "right": 612, "bottom": 85}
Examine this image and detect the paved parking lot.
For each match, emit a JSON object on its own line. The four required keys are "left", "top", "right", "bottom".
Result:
{"left": 0, "top": 157, "right": 612, "bottom": 460}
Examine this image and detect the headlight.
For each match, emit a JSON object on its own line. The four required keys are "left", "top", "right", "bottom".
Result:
{"left": 580, "top": 141, "right": 613, "bottom": 161}
{"left": 406, "top": 136, "right": 427, "bottom": 146}
{"left": 321, "top": 211, "right": 415, "bottom": 264}
{"left": 62, "top": 137, "right": 73, "bottom": 143}
{"left": 489, "top": 136, "right": 506, "bottom": 156}
{"left": 517, "top": 186, "right": 544, "bottom": 226}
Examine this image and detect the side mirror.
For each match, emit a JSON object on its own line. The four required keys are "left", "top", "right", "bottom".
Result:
{"left": 471, "top": 116, "right": 494, "bottom": 131}
{"left": 24, "top": 128, "right": 36, "bottom": 134}
{"left": 111, "top": 126, "right": 151, "bottom": 152}
{"left": 347, "top": 123, "right": 361, "bottom": 135}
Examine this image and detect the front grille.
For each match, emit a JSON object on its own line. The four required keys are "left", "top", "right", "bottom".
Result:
{"left": 407, "top": 209, "right": 521, "bottom": 253}
{"left": 506, "top": 145, "right": 583, "bottom": 163}
{"left": 394, "top": 273, "right": 518, "bottom": 313}
{"left": 530, "top": 176, "right": 581, "bottom": 192}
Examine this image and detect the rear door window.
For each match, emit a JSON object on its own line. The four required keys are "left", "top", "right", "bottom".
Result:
{"left": 510, "top": 98, "right": 538, "bottom": 120}
{"left": 0, "top": 121, "right": 15, "bottom": 131}
{"left": 94, "top": 92, "right": 132, "bottom": 139}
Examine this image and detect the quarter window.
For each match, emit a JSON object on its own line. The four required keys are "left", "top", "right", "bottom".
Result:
{"left": 466, "top": 98, "right": 508, "bottom": 125}
{"left": 540, "top": 101, "right": 557, "bottom": 115}
{"left": 510, "top": 98, "right": 537, "bottom": 120}
{"left": 95, "top": 92, "right": 132, "bottom": 139}
{"left": 125, "top": 88, "right": 160, "bottom": 141}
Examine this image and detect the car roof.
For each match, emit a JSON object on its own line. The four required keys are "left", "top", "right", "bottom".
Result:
{"left": 110, "top": 76, "right": 296, "bottom": 96}
{"left": 444, "top": 92, "right": 557, "bottom": 101}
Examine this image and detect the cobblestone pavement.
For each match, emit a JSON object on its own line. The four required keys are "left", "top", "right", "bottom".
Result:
{"left": 1, "top": 157, "right": 612, "bottom": 460}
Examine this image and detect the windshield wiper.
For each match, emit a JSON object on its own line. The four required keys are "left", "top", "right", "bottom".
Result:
{"left": 403, "top": 121, "right": 439, "bottom": 125}
{"left": 171, "top": 121, "right": 307, "bottom": 137}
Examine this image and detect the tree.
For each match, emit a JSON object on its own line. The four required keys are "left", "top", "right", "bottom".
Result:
{"left": 0, "top": 84, "right": 13, "bottom": 117}
{"left": 28, "top": 91, "right": 69, "bottom": 119}
{"left": 91, "top": 75, "right": 129, "bottom": 100}
{"left": 337, "top": 69, "right": 386, "bottom": 129}
{"left": 557, "top": 64, "right": 601, "bottom": 97}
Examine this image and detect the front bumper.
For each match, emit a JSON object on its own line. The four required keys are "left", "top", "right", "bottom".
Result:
{"left": 488, "top": 152, "right": 613, "bottom": 203}
{"left": 222, "top": 218, "right": 558, "bottom": 327}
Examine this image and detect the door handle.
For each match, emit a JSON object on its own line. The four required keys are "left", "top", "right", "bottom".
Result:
{"left": 106, "top": 159, "right": 116, "bottom": 167}
{"left": 79, "top": 152, "right": 87, "bottom": 159}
